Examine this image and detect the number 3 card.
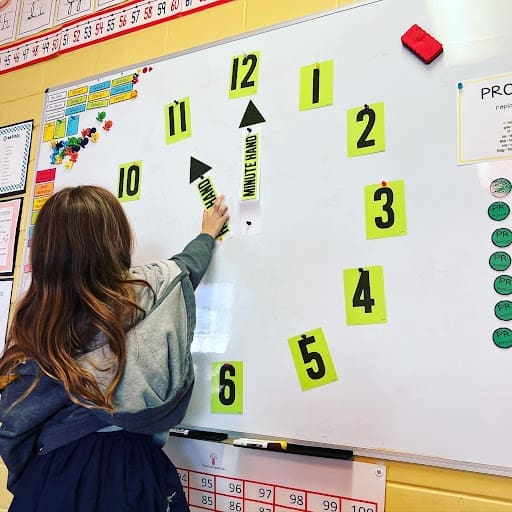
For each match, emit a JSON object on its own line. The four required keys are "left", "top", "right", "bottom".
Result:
{"left": 364, "top": 180, "right": 407, "bottom": 239}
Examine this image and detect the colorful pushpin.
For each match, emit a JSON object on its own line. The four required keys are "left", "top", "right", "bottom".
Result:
{"left": 103, "top": 120, "right": 113, "bottom": 131}
{"left": 90, "top": 132, "right": 100, "bottom": 142}
{"left": 80, "top": 137, "right": 89, "bottom": 148}
{"left": 96, "top": 112, "right": 106, "bottom": 122}
{"left": 64, "top": 160, "right": 74, "bottom": 170}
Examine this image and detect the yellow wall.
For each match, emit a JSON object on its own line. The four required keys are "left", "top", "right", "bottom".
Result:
{"left": 1, "top": 0, "right": 512, "bottom": 510}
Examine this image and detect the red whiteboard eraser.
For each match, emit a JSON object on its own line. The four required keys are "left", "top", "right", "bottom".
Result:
{"left": 401, "top": 24, "right": 443, "bottom": 64}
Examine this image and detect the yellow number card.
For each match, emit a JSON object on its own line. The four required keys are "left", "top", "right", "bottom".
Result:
{"left": 344, "top": 266, "right": 387, "bottom": 325}
{"left": 164, "top": 97, "right": 192, "bottom": 144}
{"left": 211, "top": 361, "right": 244, "bottom": 413}
{"left": 118, "top": 161, "right": 142, "bottom": 202}
{"left": 288, "top": 328, "right": 338, "bottom": 391}
{"left": 347, "top": 102, "right": 385, "bottom": 157}
{"left": 365, "top": 180, "right": 407, "bottom": 239}
{"left": 229, "top": 52, "right": 260, "bottom": 99}
{"left": 299, "top": 60, "right": 334, "bottom": 111}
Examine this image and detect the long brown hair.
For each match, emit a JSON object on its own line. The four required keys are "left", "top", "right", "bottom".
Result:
{"left": 0, "top": 185, "right": 150, "bottom": 411}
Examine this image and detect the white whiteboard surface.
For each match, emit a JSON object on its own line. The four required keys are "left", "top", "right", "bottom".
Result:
{"left": 164, "top": 437, "right": 386, "bottom": 512}
{"left": 25, "top": 0, "right": 512, "bottom": 473}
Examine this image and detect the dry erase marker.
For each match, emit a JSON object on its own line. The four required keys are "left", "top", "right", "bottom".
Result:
{"left": 169, "top": 428, "right": 228, "bottom": 441}
{"left": 233, "top": 438, "right": 286, "bottom": 451}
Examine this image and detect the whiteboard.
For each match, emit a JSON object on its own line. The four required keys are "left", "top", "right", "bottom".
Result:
{"left": 24, "top": 0, "right": 512, "bottom": 473}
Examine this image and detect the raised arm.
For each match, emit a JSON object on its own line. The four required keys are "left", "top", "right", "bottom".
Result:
{"left": 171, "top": 195, "right": 229, "bottom": 289}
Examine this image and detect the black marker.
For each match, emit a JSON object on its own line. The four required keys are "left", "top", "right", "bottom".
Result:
{"left": 169, "top": 428, "right": 228, "bottom": 442}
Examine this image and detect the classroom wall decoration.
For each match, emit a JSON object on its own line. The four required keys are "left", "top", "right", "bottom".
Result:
{"left": 0, "top": 279, "right": 12, "bottom": 353}
{"left": 0, "top": 0, "right": 232, "bottom": 73}
{"left": 0, "top": 120, "right": 32, "bottom": 195}
{"left": 23, "top": 0, "right": 512, "bottom": 475}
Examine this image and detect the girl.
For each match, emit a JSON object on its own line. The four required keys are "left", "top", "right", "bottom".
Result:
{"left": 0, "top": 185, "right": 229, "bottom": 511}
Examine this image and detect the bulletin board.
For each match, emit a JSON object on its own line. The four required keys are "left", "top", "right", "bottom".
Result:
{"left": 23, "top": 0, "right": 512, "bottom": 475}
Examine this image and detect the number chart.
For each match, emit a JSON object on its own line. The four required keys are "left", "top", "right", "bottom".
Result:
{"left": 164, "top": 438, "right": 385, "bottom": 512}
{"left": 23, "top": 0, "right": 512, "bottom": 474}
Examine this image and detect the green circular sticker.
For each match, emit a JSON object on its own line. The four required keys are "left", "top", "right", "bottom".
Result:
{"left": 495, "top": 301, "right": 512, "bottom": 320}
{"left": 494, "top": 275, "right": 512, "bottom": 295}
{"left": 491, "top": 228, "right": 512, "bottom": 247}
{"left": 488, "top": 201, "right": 510, "bottom": 221}
{"left": 490, "top": 178, "right": 512, "bottom": 198}
{"left": 493, "top": 327, "right": 512, "bottom": 348}
{"left": 489, "top": 251, "right": 512, "bottom": 271}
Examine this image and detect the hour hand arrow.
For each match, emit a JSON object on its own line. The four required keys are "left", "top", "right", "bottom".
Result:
{"left": 189, "top": 156, "right": 212, "bottom": 184}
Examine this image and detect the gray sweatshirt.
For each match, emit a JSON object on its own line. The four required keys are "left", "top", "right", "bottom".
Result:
{"left": 0, "top": 233, "right": 215, "bottom": 490}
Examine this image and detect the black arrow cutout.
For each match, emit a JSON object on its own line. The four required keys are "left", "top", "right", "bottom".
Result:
{"left": 189, "top": 157, "right": 212, "bottom": 184}
{"left": 239, "top": 100, "right": 266, "bottom": 128}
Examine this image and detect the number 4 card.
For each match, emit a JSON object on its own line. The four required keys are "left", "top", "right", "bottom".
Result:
{"left": 343, "top": 266, "right": 387, "bottom": 325}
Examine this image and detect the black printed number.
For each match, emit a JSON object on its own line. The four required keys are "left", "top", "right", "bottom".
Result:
{"left": 290, "top": 494, "right": 304, "bottom": 506}
{"left": 118, "top": 164, "right": 140, "bottom": 199}
{"left": 323, "top": 501, "right": 339, "bottom": 512}
{"left": 230, "top": 54, "right": 258, "bottom": 91}
{"left": 202, "top": 495, "right": 213, "bottom": 506}
{"left": 352, "top": 269, "right": 375, "bottom": 313}
{"left": 356, "top": 107, "right": 376, "bottom": 148}
{"left": 298, "top": 335, "right": 326, "bottom": 380}
{"left": 168, "top": 101, "right": 187, "bottom": 137}
{"left": 219, "top": 364, "right": 236, "bottom": 406}
{"left": 374, "top": 187, "right": 395, "bottom": 228}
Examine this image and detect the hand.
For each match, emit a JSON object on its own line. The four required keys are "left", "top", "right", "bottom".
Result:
{"left": 202, "top": 195, "right": 229, "bottom": 239}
